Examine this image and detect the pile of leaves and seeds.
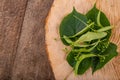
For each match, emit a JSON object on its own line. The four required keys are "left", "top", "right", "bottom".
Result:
{"left": 59, "top": 5, "right": 118, "bottom": 75}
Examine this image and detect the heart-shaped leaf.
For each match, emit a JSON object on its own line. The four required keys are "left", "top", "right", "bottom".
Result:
{"left": 60, "top": 8, "right": 88, "bottom": 45}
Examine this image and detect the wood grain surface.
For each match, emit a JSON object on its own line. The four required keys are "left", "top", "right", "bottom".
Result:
{"left": 46, "top": 0, "right": 120, "bottom": 80}
{"left": 0, "top": 0, "right": 55, "bottom": 80}
{"left": 0, "top": 0, "right": 28, "bottom": 79}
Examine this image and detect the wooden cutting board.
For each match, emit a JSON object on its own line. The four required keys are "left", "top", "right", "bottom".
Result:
{"left": 46, "top": 0, "right": 120, "bottom": 80}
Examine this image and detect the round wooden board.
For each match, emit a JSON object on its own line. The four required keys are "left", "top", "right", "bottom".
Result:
{"left": 45, "top": 0, "right": 120, "bottom": 80}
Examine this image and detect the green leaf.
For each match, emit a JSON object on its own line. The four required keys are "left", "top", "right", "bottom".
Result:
{"left": 72, "top": 40, "right": 99, "bottom": 53}
{"left": 86, "top": 5, "right": 111, "bottom": 40}
{"left": 60, "top": 8, "right": 88, "bottom": 45}
{"left": 67, "top": 51, "right": 92, "bottom": 75}
{"left": 66, "top": 51, "right": 77, "bottom": 67}
{"left": 86, "top": 5, "right": 110, "bottom": 27}
{"left": 97, "top": 11, "right": 103, "bottom": 27}
{"left": 77, "top": 58, "right": 92, "bottom": 75}
{"left": 63, "top": 35, "right": 73, "bottom": 45}
{"left": 73, "top": 43, "right": 95, "bottom": 48}
{"left": 97, "top": 26, "right": 112, "bottom": 32}
{"left": 92, "top": 43, "right": 118, "bottom": 73}
{"left": 75, "top": 53, "right": 97, "bottom": 74}
{"left": 75, "top": 32, "right": 107, "bottom": 43}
